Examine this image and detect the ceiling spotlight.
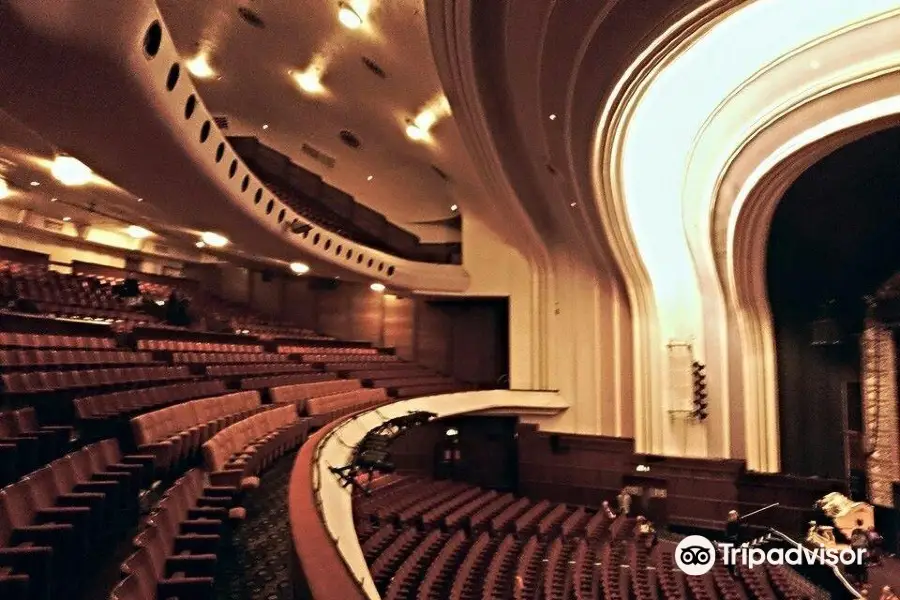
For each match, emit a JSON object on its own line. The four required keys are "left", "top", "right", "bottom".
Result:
{"left": 337, "top": 2, "right": 363, "bottom": 29}
{"left": 125, "top": 225, "right": 153, "bottom": 239}
{"left": 367, "top": 175, "right": 373, "bottom": 181}
{"left": 186, "top": 52, "right": 216, "bottom": 79}
{"left": 30, "top": 181, "right": 40, "bottom": 187}
{"left": 200, "top": 231, "right": 229, "bottom": 247}
{"left": 290, "top": 262, "right": 310, "bottom": 274}
{"left": 62, "top": 216, "right": 72, "bottom": 222}
{"left": 370, "top": 282, "right": 386, "bottom": 293}
{"left": 0, "top": 178, "right": 9, "bottom": 199}
{"left": 414, "top": 111, "right": 437, "bottom": 131}
{"left": 195, "top": 241, "right": 206, "bottom": 248}
{"left": 50, "top": 197, "right": 57, "bottom": 202}
{"left": 549, "top": 114, "right": 557, "bottom": 121}
{"left": 406, "top": 123, "right": 426, "bottom": 141}
{"left": 570, "top": 202, "right": 577, "bottom": 207}
{"left": 137, "top": 197, "right": 143, "bottom": 202}
{"left": 450, "top": 204, "right": 458, "bottom": 211}
{"left": 51, "top": 155, "right": 92, "bottom": 186}
{"left": 292, "top": 68, "right": 324, "bottom": 94}
{"left": 262, "top": 124, "right": 269, "bottom": 130}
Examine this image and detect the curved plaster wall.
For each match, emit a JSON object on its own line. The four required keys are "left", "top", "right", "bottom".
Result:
{"left": 597, "top": 0, "right": 900, "bottom": 469}
{"left": 0, "top": 0, "right": 468, "bottom": 292}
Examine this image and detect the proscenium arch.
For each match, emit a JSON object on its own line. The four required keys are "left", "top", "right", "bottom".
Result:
{"left": 594, "top": 0, "right": 900, "bottom": 469}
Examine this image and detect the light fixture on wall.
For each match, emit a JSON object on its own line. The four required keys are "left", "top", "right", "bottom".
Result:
{"left": 51, "top": 155, "right": 92, "bottom": 186}
{"left": 125, "top": 225, "right": 153, "bottom": 239}
{"left": 290, "top": 262, "right": 310, "bottom": 274}
{"left": 370, "top": 282, "right": 385, "bottom": 293}
{"left": 200, "top": 231, "right": 229, "bottom": 247}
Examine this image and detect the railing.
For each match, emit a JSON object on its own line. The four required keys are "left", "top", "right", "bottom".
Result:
{"left": 289, "top": 389, "right": 568, "bottom": 600}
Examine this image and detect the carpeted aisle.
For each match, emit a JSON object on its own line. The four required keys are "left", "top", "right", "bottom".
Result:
{"left": 217, "top": 451, "right": 297, "bottom": 600}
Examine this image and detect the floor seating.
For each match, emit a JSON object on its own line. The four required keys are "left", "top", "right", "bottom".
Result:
{"left": 201, "top": 404, "right": 307, "bottom": 494}
{"left": 204, "top": 363, "right": 314, "bottom": 378}
{"left": 237, "top": 371, "right": 336, "bottom": 391}
{"left": 130, "top": 391, "right": 263, "bottom": 476}
{"left": 269, "top": 378, "right": 362, "bottom": 414}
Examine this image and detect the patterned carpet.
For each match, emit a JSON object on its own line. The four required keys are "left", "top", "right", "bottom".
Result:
{"left": 217, "top": 451, "right": 297, "bottom": 600}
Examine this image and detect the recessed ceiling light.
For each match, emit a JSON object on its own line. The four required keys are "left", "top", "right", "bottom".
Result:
{"left": 406, "top": 123, "right": 426, "bottom": 141}
{"left": 549, "top": 114, "right": 557, "bottom": 121}
{"left": 195, "top": 241, "right": 206, "bottom": 248}
{"left": 62, "top": 216, "right": 72, "bottom": 222}
{"left": 290, "top": 262, "right": 310, "bottom": 274}
{"left": 262, "top": 124, "right": 269, "bottom": 130}
{"left": 125, "top": 225, "right": 153, "bottom": 239}
{"left": 51, "top": 155, "right": 92, "bottom": 186}
{"left": 292, "top": 68, "right": 324, "bottom": 94}
{"left": 370, "top": 282, "right": 386, "bottom": 293}
{"left": 366, "top": 175, "right": 373, "bottom": 181}
{"left": 0, "top": 178, "right": 9, "bottom": 199}
{"left": 570, "top": 202, "right": 577, "bottom": 207}
{"left": 414, "top": 111, "right": 437, "bottom": 130}
{"left": 186, "top": 52, "right": 216, "bottom": 79}
{"left": 137, "top": 197, "right": 143, "bottom": 202}
{"left": 337, "top": 2, "right": 363, "bottom": 29}
{"left": 450, "top": 204, "right": 458, "bottom": 211}
{"left": 30, "top": 181, "right": 40, "bottom": 187}
{"left": 50, "top": 197, "right": 57, "bottom": 202}
{"left": 200, "top": 231, "right": 229, "bottom": 247}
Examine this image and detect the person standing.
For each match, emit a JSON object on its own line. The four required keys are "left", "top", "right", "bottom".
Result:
{"left": 850, "top": 519, "right": 870, "bottom": 588}
{"left": 617, "top": 489, "right": 632, "bottom": 516}
{"left": 725, "top": 510, "right": 741, "bottom": 545}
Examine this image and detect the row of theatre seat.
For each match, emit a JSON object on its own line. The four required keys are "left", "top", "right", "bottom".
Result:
{"left": 0, "top": 349, "right": 156, "bottom": 369}
{"left": 0, "top": 333, "right": 116, "bottom": 350}
{"left": 352, "top": 475, "right": 823, "bottom": 600}
{"left": 137, "top": 340, "right": 263, "bottom": 353}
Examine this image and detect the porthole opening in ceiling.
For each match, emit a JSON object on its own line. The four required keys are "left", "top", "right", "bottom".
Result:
{"left": 184, "top": 95, "right": 197, "bottom": 119}
{"left": 357, "top": 254, "right": 364, "bottom": 264}
{"left": 143, "top": 22, "right": 162, "bottom": 58}
{"left": 339, "top": 130, "right": 361, "bottom": 149}
{"left": 377, "top": 262, "right": 384, "bottom": 272}
{"left": 277, "top": 209, "right": 285, "bottom": 223}
{"left": 302, "top": 229, "right": 310, "bottom": 239}
{"left": 228, "top": 160, "right": 237, "bottom": 178}
{"left": 346, "top": 249, "right": 353, "bottom": 259}
{"left": 241, "top": 175, "right": 250, "bottom": 192}
{"left": 386, "top": 266, "right": 395, "bottom": 277}
{"left": 361, "top": 56, "right": 387, "bottom": 79}
{"left": 254, "top": 189, "right": 262, "bottom": 204}
{"left": 215, "top": 143, "right": 225, "bottom": 162}
{"left": 237, "top": 6, "right": 266, "bottom": 28}
{"left": 313, "top": 233, "right": 321, "bottom": 245}
{"left": 367, "top": 258, "right": 373, "bottom": 268}
{"left": 324, "top": 239, "right": 331, "bottom": 251}
{"left": 265, "top": 199, "right": 274, "bottom": 214}
{"left": 199, "top": 120, "right": 211, "bottom": 143}
{"left": 336, "top": 244, "right": 342, "bottom": 256}
{"left": 166, "top": 64, "right": 180, "bottom": 91}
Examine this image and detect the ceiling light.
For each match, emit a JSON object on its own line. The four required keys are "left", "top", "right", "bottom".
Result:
{"left": 292, "top": 68, "right": 324, "bottom": 94}
{"left": 195, "top": 241, "right": 206, "bottom": 248}
{"left": 367, "top": 175, "right": 373, "bottom": 181}
{"left": 414, "top": 111, "right": 437, "bottom": 130}
{"left": 406, "top": 123, "right": 426, "bottom": 141}
{"left": 549, "top": 114, "right": 557, "bottom": 121}
{"left": 136, "top": 197, "right": 143, "bottom": 202}
{"left": 125, "top": 225, "right": 153, "bottom": 239}
{"left": 370, "top": 282, "right": 386, "bottom": 293}
{"left": 51, "top": 155, "right": 92, "bottom": 186}
{"left": 50, "top": 197, "right": 57, "bottom": 202}
{"left": 200, "top": 231, "right": 228, "bottom": 247}
{"left": 290, "top": 262, "right": 310, "bottom": 274}
{"left": 337, "top": 2, "right": 363, "bottom": 29}
{"left": 262, "top": 124, "right": 269, "bottom": 130}
{"left": 570, "top": 202, "right": 577, "bottom": 207}
{"left": 0, "top": 179, "right": 9, "bottom": 199}
{"left": 186, "top": 52, "right": 216, "bottom": 79}
{"left": 62, "top": 216, "right": 72, "bottom": 222}
{"left": 450, "top": 204, "right": 458, "bottom": 211}
{"left": 30, "top": 181, "right": 40, "bottom": 187}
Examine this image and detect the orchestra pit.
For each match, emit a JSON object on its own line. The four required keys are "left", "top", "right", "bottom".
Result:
{"left": 1, "top": 1, "right": 900, "bottom": 599}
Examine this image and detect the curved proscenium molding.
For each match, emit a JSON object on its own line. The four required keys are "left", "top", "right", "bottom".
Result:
{"left": 598, "top": 0, "right": 900, "bottom": 466}
{"left": 301, "top": 389, "right": 568, "bottom": 600}
{"left": 0, "top": 0, "right": 468, "bottom": 292}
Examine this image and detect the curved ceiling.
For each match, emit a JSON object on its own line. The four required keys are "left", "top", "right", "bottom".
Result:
{"left": 156, "top": 0, "right": 485, "bottom": 239}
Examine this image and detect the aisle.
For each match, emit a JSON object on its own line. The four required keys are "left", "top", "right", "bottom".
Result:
{"left": 217, "top": 450, "right": 298, "bottom": 600}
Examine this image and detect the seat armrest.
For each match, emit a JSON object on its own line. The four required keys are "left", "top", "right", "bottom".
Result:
{"left": 157, "top": 575, "right": 215, "bottom": 600}
{"left": 165, "top": 554, "right": 217, "bottom": 578}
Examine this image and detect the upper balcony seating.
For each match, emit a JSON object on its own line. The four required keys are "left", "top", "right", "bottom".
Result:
{"left": 169, "top": 352, "right": 289, "bottom": 365}
{"left": 0, "top": 333, "right": 115, "bottom": 350}
{"left": 269, "top": 379, "right": 362, "bottom": 414}
{"left": 201, "top": 405, "right": 307, "bottom": 494}
{"left": 0, "top": 408, "right": 71, "bottom": 466}
{"left": 303, "top": 352, "right": 400, "bottom": 364}
{"left": 237, "top": 371, "right": 336, "bottom": 391}
{"left": 0, "top": 349, "right": 156, "bottom": 370}
{"left": 1, "top": 365, "right": 194, "bottom": 396}
{"left": 276, "top": 345, "right": 378, "bottom": 356}
{"left": 324, "top": 360, "right": 413, "bottom": 373}
{"left": 137, "top": 340, "right": 263, "bottom": 353}
{"left": 305, "top": 387, "right": 389, "bottom": 426}
{"left": 130, "top": 391, "right": 263, "bottom": 476}
{"left": 203, "top": 362, "right": 315, "bottom": 378}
